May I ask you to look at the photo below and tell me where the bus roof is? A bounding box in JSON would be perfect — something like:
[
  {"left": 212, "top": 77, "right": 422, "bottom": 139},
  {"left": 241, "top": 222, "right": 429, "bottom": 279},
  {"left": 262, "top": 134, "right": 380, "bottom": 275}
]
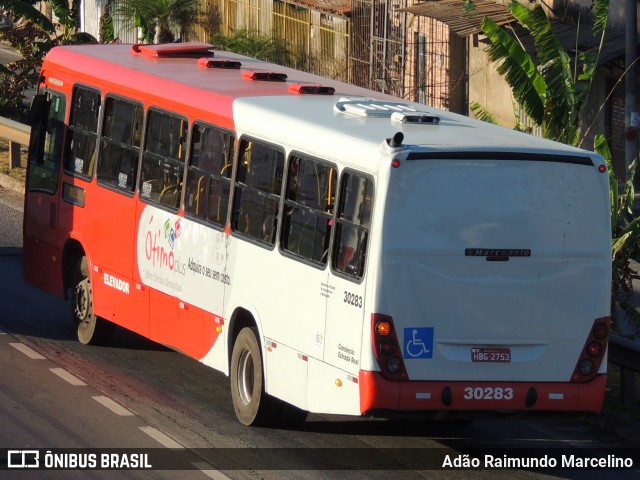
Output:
[{"left": 43, "top": 43, "right": 596, "bottom": 172}]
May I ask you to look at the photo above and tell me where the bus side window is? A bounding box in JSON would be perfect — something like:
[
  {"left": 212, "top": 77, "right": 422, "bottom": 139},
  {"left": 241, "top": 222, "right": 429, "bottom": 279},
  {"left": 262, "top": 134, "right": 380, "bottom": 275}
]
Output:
[
  {"left": 139, "top": 109, "right": 187, "bottom": 210},
  {"left": 281, "top": 155, "right": 336, "bottom": 265},
  {"left": 27, "top": 92, "right": 66, "bottom": 193},
  {"left": 64, "top": 86, "right": 101, "bottom": 180},
  {"left": 332, "top": 172, "right": 374, "bottom": 279},
  {"left": 96, "top": 96, "right": 143, "bottom": 193},
  {"left": 184, "top": 122, "right": 234, "bottom": 227},
  {"left": 231, "top": 138, "right": 284, "bottom": 245}
]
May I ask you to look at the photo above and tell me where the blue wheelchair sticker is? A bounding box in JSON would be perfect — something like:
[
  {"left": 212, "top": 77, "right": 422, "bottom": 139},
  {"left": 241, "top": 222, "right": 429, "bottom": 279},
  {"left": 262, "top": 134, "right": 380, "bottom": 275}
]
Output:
[{"left": 403, "top": 327, "right": 434, "bottom": 359}]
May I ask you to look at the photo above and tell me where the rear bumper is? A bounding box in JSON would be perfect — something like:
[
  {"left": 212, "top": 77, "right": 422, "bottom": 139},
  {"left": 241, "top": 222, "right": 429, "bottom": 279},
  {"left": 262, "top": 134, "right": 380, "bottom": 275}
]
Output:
[{"left": 359, "top": 371, "right": 606, "bottom": 413}]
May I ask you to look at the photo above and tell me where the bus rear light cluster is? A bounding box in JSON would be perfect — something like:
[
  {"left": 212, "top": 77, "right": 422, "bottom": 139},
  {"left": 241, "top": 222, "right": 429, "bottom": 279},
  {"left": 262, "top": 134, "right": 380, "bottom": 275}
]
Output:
[
  {"left": 371, "top": 313, "right": 408, "bottom": 381},
  {"left": 571, "top": 317, "right": 610, "bottom": 382}
]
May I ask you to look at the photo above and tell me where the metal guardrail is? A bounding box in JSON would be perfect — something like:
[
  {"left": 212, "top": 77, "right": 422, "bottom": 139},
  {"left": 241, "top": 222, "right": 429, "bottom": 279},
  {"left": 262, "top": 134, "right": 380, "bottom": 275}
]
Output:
[
  {"left": 0, "top": 116, "right": 30, "bottom": 169},
  {"left": 609, "top": 334, "right": 640, "bottom": 406}
]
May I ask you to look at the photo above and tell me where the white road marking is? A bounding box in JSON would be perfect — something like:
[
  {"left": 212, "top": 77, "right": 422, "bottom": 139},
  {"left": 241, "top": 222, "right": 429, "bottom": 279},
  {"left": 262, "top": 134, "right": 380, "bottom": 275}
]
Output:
[
  {"left": 192, "top": 462, "right": 232, "bottom": 480},
  {"left": 139, "top": 426, "right": 184, "bottom": 449},
  {"left": 92, "top": 395, "right": 134, "bottom": 416},
  {"left": 10, "top": 342, "right": 45, "bottom": 359},
  {"left": 50, "top": 367, "right": 87, "bottom": 386}
]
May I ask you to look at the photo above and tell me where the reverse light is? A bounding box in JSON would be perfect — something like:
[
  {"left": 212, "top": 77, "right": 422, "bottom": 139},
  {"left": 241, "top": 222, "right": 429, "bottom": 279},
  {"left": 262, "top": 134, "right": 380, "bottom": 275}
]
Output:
[
  {"left": 578, "top": 359, "right": 595, "bottom": 376},
  {"left": 387, "top": 357, "right": 402, "bottom": 374}
]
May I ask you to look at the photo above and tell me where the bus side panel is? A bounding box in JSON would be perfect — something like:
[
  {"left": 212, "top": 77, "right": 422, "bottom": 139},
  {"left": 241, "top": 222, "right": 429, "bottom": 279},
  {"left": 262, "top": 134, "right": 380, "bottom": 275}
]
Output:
[
  {"left": 264, "top": 338, "right": 308, "bottom": 410},
  {"left": 307, "top": 356, "right": 360, "bottom": 415},
  {"left": 81, "top": 183, "right": 141, "bottom": 330},
  {"left": 23, "top": 236, "right": 64, "bottom": 298},
  {"left": 91, "top": 265, "right": 149, "bottom": 338}
]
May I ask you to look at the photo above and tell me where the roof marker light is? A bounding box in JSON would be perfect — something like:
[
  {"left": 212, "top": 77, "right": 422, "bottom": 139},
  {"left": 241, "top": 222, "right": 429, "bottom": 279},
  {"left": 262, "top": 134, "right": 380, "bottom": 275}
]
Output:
[
  {"left": 598, "top": 164, "right": 607, "bottom": 173},
  {"left": 289, "top": 83, "right": 335, "bottom": 95},
  {"left": 242, "top": 70, "right": 288, "bottom": 82},
  {"left": 198, "top": 57, "right": 241, "bottom": 69},
  {"left": 131, "top": 42, "right": 214, "bottom": 58}
]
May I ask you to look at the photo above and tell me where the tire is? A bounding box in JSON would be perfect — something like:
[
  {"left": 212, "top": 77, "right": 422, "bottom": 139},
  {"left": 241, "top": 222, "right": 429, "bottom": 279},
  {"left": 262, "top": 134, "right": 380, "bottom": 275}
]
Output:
[
  {"left": 71, "top": 257, "right": 114, "bottom": 346},
  {"left": 230, "top": 327, "right": 279, "bottom": 426}
]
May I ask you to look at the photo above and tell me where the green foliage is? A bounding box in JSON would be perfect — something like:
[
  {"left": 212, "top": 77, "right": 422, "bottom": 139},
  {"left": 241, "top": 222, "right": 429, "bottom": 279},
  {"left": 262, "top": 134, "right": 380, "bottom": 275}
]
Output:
[
  {"left": 473, "top": 0, "right": 609, "bottom": 146},
  {"left": 111, "top": 0, "right": 200, "bottom": 43},
  {"left": 1, "top": 1, "right": 97, "bottom": 119},
  {"left": 469, "top": 101, "right": 500, "bottom": 125},
  {"left": 594, "top": 134, "right": 640, "bottom": 330},
  {"left": 212, "top": 30, "right": 293, "bottom": 67}
]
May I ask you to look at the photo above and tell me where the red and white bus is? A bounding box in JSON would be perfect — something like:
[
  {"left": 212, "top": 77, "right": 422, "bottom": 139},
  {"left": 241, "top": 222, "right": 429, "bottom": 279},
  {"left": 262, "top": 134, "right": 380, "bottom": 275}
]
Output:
[{"left": 24, "top": 42, "right": 611, "bottom": 426}]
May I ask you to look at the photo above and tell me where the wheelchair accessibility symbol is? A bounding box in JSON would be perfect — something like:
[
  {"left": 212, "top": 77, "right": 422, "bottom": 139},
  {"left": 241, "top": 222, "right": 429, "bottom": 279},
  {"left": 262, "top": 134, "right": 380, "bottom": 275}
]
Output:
[{"left": 404, "top": 327, "right": 434, "bottom": 359}]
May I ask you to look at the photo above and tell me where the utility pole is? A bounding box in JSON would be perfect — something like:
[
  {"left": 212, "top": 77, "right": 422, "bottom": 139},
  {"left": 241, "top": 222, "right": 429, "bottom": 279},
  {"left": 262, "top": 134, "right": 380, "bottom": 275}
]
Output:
[{"left": 625, "top": 0, "right": 638, "bottom": 181}]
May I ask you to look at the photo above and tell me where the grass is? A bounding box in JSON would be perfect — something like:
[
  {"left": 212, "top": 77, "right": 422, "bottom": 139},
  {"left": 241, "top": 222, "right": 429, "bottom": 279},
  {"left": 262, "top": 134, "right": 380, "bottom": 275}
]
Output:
[{"left": 0, "top": 138, "right": 27, "bottom": 183}]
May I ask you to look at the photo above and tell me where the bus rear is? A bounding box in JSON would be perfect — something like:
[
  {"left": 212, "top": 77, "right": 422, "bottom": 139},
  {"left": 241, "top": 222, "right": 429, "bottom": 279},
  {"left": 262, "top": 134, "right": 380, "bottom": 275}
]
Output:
[{"left": 361, "top": 148, "right": 611, "bottom": 414}]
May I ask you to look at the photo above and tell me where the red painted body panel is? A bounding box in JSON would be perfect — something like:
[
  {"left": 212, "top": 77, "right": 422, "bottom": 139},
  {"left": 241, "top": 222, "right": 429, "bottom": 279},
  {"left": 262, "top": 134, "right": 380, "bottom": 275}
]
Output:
[{"left": 359, "top": 371, "right": 606, "bottom": 413}]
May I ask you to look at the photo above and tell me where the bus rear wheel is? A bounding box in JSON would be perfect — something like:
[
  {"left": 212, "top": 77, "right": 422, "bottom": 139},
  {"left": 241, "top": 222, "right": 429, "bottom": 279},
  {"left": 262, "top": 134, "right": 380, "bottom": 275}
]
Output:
[
  {"left": 72, "top": 257, "right": 114, "bottom": 346},
  {"left": 230, "top": 327, "right": 280, "bottom": 426}
]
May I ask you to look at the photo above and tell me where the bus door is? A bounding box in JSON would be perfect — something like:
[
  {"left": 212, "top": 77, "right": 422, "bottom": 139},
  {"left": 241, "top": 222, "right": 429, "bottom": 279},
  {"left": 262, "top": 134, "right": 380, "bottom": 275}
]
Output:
[
  {"left": 317, "top": 171, "right": 374, "bottom": 413},
  {"left": 23, "top": 92, "right": 66, "bottom": 297}
]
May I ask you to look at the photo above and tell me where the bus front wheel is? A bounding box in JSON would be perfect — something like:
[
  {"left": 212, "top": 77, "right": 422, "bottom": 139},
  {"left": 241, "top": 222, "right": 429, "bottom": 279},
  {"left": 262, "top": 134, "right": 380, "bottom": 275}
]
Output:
[
  {"left": 71, "top": 257, "right": 114, "bottom": 346},
  {"left": 230, "top": 327, "right": 277, "bottom": 426}
]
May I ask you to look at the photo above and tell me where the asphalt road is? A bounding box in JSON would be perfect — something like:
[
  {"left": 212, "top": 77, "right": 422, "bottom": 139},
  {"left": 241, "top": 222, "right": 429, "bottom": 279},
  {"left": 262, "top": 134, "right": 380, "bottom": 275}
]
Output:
[{"left": 0, "top": 187, "right": 639, "bottom": 479}]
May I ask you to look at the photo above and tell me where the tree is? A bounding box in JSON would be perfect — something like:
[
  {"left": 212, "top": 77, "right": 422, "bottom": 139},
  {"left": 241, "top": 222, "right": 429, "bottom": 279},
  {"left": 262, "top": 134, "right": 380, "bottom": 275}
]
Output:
[
  {"left": 211, "top": 30, "right": 294, "bottom": 67},
  {"left": 111, "top": 0, "right": 200, "bottom": 43},
  {"left": 595, "top": 134, "right": 640, "bottom": 335},
  {"left": 468, "top": 0, "right": 610, "bottom": 147},
  {"left": 0, "top": 0, "right": 96, "bottom": 119}
]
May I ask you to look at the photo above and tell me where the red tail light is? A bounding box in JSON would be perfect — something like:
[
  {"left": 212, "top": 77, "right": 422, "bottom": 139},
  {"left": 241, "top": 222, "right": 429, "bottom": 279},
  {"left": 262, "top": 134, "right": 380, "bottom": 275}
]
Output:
[
  {"left": 571, "top": 317, "right": 609, "bottom": 382},
  {"left": 371, "top": 313, "right": 408, "bottom": 381}
]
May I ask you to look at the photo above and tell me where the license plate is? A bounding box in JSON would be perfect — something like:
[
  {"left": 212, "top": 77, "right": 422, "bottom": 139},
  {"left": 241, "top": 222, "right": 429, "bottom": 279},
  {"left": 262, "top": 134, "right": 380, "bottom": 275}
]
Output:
[{"left": 471, "top": 347, "right": 511, "bottom": 363}]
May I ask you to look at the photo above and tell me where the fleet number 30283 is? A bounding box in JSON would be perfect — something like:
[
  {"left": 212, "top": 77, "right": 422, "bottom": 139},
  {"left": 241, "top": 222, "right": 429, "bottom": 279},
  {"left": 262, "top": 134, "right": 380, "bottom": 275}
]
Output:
[{"left": 463, "top": 386, "right": 514, "bottom": 400}]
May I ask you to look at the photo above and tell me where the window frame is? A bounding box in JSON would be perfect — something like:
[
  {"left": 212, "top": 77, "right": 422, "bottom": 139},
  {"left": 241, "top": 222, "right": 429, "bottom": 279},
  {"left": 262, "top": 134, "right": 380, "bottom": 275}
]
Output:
[
  {"left": 230, "top": 135, "right": 285, "bottom": 248},
  {"left": 96, "top": 94, "right": 144, "bottom": 196},
  {"left": 26, "top": 91, "right": 66, "bottom": 194},
  {"left": 330, "top": 168, "right": 375, "bottom": 282},
  {"left": 63, "top": 84, "right": 102, "bottom": 181},
  {"left": 138, "top": 107, "right": 189, "bottom": 212},
  {"left": 279, "top": 152, "right": 337, "bottom": 268},
  {"left": 184, "top": 120, "right": 236, "bottom": 230}
]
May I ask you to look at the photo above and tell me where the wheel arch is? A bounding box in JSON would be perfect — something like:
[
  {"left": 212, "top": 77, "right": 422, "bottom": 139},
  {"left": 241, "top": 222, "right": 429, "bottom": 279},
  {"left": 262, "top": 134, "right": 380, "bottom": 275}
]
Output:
[
  {"left": 227, "top": 305, "right": 264, "bottom": 372},
  {"left": 62, "top": 238, "right": 87, "bottom": 300}
]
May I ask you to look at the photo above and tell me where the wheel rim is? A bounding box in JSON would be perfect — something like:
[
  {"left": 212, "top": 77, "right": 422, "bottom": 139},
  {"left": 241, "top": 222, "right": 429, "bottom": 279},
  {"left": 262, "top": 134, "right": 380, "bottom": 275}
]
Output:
[
  {"left": 74, "top": 279, "right": 91, "bottom": 326},
  {"left": 237, "top": 349, "right": 254, "bottom": 406}
]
